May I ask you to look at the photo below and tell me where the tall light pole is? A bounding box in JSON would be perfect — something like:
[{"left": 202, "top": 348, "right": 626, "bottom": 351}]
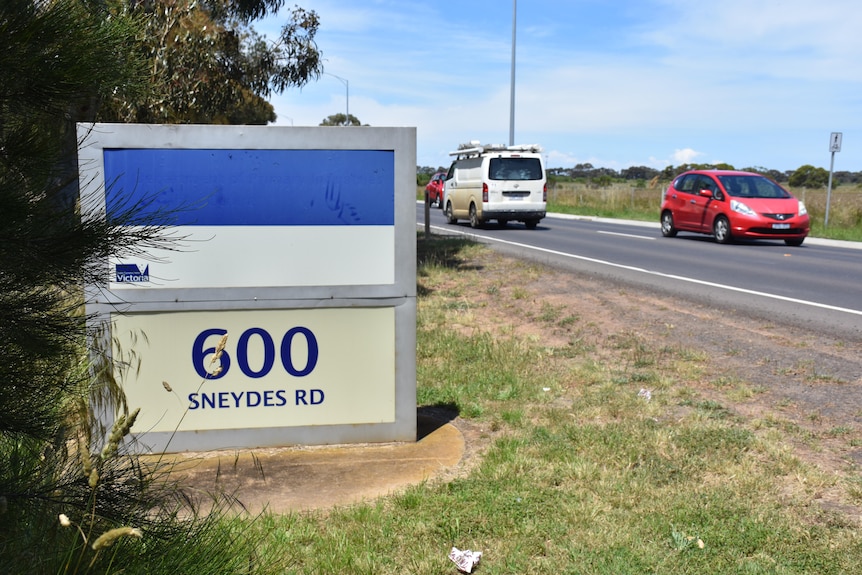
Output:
[
  {"left": 325, "top": 73, "right": 349, "bottom": 125},
  {"left": 509, "top": 0, "right": 517, "bottom": 146}
]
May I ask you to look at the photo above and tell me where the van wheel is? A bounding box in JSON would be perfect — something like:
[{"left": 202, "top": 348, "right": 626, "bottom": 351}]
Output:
[
  {"left": 444, "top": 201, "right": 457, "bottom": 224},
  {"left": 437, "top": 195, "right": 445, "bottom": 209},
  {"left": 497, "top": 219, "right": 508, "bottom": 227},
  {"left": 469, "top": 204, "right": 481, "bottom": 228},
  {"left": 525, "top": 219, "right": 538, "bottom": 229}
]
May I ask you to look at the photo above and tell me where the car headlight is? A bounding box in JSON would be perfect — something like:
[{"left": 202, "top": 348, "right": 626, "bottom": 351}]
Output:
[
  {"left": 730, "top": 199, "right": 756, "bottom": 216},
  {"left": 798, "top": 201, "right": 808, "bottom": 216}
]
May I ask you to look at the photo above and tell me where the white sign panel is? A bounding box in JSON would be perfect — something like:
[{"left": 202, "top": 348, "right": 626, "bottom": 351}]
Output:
[{"left": 830, "top": 132, "right": 843, "bottom": 153}]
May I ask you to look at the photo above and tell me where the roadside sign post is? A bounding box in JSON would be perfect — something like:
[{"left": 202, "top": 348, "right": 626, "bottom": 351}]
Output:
[
  {"left": 826, "top": 132, "right": 842, "bottom": 227},
  {"left": 424, "top": 185, "right": 431, "bottom": 237},
  {"left": 78, "top": 123, "right": 417, "bottom": 453}
]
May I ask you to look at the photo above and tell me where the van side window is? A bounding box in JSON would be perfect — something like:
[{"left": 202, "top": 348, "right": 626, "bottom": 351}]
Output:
[
  {"left": 489, "top": 158, "right": 543, "bottom": 181},
  {"left": 445, "top": 163, "right": 456, "bottom": 180}
]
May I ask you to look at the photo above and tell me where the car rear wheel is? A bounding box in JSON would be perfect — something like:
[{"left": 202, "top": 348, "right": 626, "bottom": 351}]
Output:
[
  {"left": 713, "top": 215, "right": 732, "bottom": 244},
  {"left": 469, "top": 203, "right": 481, "bottom": 228},
  {"left": 445, "top": 201, "right": 457, "bottom": 224},
  {"left": 525, "top": 219, "right": 539, "bottom": 229},
  {"left": 660, "top": 211, "right": 677, "bottom": 237},
  {"left": 784, "top": 237, "right": 805, "bottom": 246}
]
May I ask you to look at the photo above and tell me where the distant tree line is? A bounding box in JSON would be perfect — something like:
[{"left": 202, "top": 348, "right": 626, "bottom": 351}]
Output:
[
  {"left": 418, "top": 163, "right": 862, "bottom": 189},
  {"left": 320, "top": 113, "right": 364, "bottom": 126}
]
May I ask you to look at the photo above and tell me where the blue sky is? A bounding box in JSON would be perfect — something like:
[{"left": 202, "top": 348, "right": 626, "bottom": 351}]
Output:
[{"left": 259, "top": 0, "right": 862, "bottom": 173}]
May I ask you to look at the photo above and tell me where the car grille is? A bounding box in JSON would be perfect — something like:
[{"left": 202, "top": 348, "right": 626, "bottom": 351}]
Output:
[
  {"left": 750, "top": 227, "right": 806, "bottom": 235},
  {"left": 762, "top": 213, "right": 795, "bottom": 221}
]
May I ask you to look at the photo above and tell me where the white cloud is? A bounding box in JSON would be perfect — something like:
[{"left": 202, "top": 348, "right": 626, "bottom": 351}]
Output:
[
  {"left": 672, "top": 148, "right": 704, "bottom": 164},
  {"left": 648, "top": 156, "right": 672, "bottom": 169}
]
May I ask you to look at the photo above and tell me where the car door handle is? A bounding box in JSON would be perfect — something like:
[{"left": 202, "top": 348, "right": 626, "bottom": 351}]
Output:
[{"left": 690, "top": 199, "right": 697, "bottom": 204}]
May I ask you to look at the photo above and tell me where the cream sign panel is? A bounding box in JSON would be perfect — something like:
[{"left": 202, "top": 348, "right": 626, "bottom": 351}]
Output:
[{"left": 112, "top": 307, "right": 396, "bottom": 434}]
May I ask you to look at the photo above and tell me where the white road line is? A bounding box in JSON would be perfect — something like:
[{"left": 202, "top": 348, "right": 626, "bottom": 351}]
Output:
[
  {"left": 424, "top": 224, "right": 862, "bottom": 317},
  {"left": 597, "top": 231, "right": 655, "bottom": 240}
]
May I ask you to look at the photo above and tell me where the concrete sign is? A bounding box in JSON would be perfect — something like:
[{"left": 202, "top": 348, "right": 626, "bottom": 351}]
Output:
[{"left": 78, "top": 123, "right": 416, "bottom": 453}]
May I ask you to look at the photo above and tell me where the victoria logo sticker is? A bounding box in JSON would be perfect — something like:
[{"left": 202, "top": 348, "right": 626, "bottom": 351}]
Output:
[{"left": 115, "top": 263, "right": 150, "bottom": 283}]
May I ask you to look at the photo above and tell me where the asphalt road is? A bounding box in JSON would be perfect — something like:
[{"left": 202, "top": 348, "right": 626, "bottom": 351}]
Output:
[{"left": 417, "top": 202, "right": 862, "bottom": 341}]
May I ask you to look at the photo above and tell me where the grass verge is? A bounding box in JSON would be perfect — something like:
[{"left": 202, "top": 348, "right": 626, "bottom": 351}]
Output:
[{"left": 247, "top": 234, "right": 862, "bottom": 574}]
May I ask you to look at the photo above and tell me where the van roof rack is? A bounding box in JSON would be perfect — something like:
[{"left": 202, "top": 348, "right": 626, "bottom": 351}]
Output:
[{"left": 449, "top": 143, "right": 542, "bottom": 158}]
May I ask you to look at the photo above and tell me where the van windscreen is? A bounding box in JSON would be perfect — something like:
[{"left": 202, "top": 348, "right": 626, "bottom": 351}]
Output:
[{"left": 489, "top": 157, "right": 543, "bottom": 181}]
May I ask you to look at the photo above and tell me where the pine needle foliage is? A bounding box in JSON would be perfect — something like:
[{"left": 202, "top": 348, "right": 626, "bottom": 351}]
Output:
[{"left": 0, "top": 4, "right": 279, "bottom": 574}]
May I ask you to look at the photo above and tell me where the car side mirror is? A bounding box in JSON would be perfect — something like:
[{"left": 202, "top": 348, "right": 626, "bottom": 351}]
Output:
[{"left": 698, "top": 189, "right": 714, "bottom": 198}]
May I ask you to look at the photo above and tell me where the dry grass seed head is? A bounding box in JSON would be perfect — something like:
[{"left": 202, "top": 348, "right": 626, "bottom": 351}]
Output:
[{"left": 91, "top": 526, "right": 143, "bottom": 550}]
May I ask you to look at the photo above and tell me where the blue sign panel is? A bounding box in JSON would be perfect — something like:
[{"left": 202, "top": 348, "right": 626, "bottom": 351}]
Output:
[
  {"left": 115, "top": 263, "right": 149, "bottom": 283},
  {"left": 103, "top": 149, "right": 395, "bottom": 226}
]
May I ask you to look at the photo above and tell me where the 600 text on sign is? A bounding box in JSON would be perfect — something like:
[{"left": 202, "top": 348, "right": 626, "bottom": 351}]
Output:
[{"left": 192, "top": 327, "right": 319, "bottom": 380}]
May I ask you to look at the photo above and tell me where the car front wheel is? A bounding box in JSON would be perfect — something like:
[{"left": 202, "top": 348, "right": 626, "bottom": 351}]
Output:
[
  {"left": 660, "top": 211, "right": 677, "bottom": 237},
  {"left": 784, "top": 237, "right": 805, "bottom": 246},
  {"left": 713, "top": 215, "right": 732, "bottom": 244}
]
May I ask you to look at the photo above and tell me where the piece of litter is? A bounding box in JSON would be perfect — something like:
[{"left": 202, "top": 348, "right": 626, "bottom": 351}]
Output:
[
  {"left": 449, "top": 546, "right": 482, "bottom": 573},
  {"left": 542, "top": 387, "right": 551, "bottom": 392},
  {"left": 638, "top": 388, "right": 652, "bottom": 401}
]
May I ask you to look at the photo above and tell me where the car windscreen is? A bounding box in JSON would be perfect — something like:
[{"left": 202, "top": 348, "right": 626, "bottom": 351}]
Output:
[
  {"left": 489, "top": 157, "right": 543, "bottom": 181},
  {"left": 717, "top": 175, "right": 792, "bottom": 199}
]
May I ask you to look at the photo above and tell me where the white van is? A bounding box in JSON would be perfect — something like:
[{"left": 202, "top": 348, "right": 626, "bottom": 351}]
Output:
[{"left": 443, "top": 143, "right": 547, "bottom": 229}]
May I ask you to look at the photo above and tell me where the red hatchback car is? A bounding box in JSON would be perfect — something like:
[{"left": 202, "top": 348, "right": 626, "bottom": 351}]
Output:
[
  {"left": 660, "top": 170, "right": 810, "bottom": 246},
  {"left": 425, "top": 171, "right": 447, "bottom": 208}
]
